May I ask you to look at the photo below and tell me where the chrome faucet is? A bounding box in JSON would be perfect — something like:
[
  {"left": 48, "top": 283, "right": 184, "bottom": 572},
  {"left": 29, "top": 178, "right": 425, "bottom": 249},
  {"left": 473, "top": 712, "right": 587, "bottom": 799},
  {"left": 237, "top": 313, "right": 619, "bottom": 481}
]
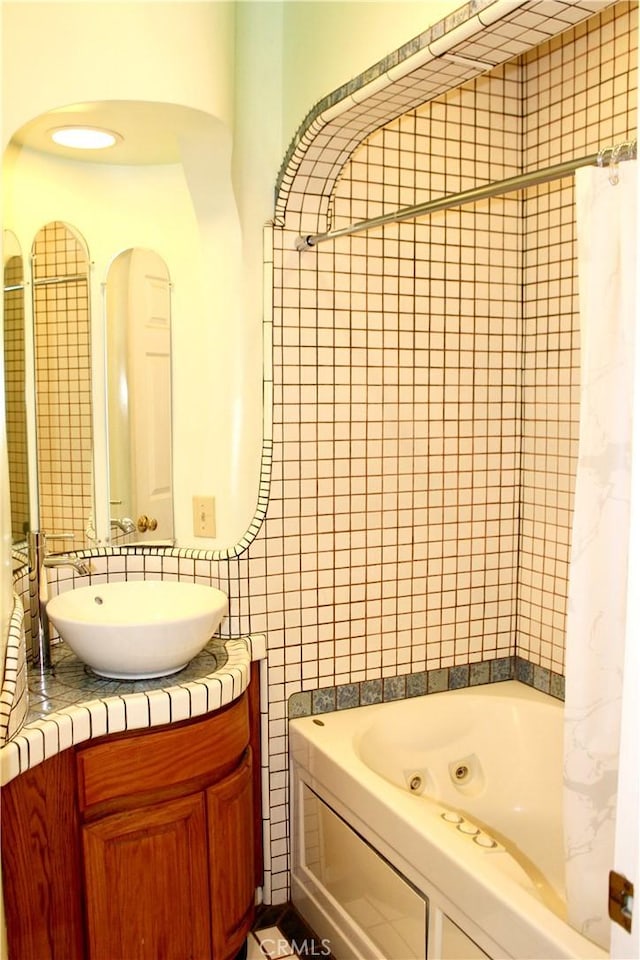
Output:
[
  {"left": 110, "top": 516, "right": 136, "bottom": 535},
  {"left": 44, "top": 554, "right": 93, "bottom": 575},
  {"left": 27, "top": 530, "right": 92, "bottom": 670}
]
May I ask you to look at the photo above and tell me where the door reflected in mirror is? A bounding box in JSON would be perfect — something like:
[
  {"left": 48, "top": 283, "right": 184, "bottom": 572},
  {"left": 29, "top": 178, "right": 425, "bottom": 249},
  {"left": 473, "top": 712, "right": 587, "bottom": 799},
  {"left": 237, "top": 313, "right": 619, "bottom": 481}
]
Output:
[
  {"left": 106, "top": 248, "right": 174, "bottom": 544},
  {"left": 3, "top": 230, "right": 29, "bottom": 545}
]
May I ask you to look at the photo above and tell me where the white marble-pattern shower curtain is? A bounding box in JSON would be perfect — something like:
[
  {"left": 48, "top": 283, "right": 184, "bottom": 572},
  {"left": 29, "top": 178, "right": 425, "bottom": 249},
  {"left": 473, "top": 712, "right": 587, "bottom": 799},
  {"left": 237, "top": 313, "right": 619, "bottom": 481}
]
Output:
[{"left": 564, "top": 160, "right": 637, "bottom": 951}]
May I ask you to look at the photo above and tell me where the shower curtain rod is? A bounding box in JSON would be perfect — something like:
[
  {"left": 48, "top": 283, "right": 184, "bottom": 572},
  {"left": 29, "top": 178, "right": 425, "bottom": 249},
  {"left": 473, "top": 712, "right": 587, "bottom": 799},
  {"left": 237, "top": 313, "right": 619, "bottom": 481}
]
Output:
[{"left": 295, "top": 140, "right": 637, "bottom": 250}]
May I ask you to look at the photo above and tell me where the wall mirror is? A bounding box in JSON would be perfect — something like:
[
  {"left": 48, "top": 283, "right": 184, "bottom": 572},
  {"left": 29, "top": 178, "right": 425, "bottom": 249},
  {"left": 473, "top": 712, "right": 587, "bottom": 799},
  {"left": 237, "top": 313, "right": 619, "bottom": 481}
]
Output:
[
  {"left": 106, "top": 248, "right": 174, "bottom": 544},
  {"left": 3, "top": 99, "right": 259, "bottom": 552},
  {"left": 3, "top": 229, "right": 29, "bottom": 546}
]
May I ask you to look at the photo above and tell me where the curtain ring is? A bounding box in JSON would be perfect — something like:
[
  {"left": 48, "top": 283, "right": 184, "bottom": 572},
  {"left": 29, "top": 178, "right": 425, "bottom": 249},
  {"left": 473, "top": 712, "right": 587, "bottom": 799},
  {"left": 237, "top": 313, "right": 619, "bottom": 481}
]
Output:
[
  {"left": 596, "top": 145, "right": 610, "bottom": 167},
  {"left": 608, "top": 143, "right": 622, "bottom": 186},
  {"left": 621, "top": 139, "right": 637, "bottom": 162}
]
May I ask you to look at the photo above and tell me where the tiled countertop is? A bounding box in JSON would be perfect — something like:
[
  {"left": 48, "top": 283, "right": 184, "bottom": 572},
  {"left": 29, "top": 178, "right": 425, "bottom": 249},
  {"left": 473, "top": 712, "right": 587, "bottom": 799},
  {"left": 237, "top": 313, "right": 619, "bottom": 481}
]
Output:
[{"left": 1, "top": 633, "right": 266, "bottom": 786}]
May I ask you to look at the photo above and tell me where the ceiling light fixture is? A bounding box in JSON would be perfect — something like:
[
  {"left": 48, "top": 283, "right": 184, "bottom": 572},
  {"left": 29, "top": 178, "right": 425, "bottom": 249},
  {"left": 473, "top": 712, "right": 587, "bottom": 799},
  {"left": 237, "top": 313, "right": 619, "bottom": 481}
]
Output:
[{"left": 50, "top": 126, "right": 121, "bottom": 150}]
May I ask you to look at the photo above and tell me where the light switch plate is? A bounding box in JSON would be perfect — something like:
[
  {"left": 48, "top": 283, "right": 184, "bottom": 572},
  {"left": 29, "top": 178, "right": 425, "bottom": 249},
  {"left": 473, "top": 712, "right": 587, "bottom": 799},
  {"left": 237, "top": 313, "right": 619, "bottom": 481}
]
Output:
[{"left": 193, "top": 496, "right": 216, "bottom": 537}]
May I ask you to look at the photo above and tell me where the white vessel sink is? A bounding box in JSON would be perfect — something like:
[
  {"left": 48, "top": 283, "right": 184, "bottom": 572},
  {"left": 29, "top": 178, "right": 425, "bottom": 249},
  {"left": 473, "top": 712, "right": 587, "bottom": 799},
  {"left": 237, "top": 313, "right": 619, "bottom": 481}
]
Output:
[{"left": 46, "top": 580, "right": 228, "bottom": 680}]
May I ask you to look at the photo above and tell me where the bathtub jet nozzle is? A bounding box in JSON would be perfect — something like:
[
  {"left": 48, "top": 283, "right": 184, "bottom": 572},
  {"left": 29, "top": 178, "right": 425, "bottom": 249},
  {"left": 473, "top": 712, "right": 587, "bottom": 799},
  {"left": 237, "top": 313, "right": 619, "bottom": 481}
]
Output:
[{"left": 448, "top": 754, "right": 485, "bottom": 797}]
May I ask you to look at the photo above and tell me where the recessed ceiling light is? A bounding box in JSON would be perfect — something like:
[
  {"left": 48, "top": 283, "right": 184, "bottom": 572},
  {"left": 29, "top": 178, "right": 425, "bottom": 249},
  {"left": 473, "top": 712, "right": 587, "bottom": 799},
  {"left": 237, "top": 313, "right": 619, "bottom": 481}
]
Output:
[{"left": 50, "top": 126, "right": 121, "bottom": 150}]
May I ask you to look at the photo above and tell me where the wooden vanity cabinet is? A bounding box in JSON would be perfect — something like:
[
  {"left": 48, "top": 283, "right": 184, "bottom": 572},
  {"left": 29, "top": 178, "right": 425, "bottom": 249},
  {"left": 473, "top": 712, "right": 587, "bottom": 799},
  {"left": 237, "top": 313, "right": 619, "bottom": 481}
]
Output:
[{"left": 2, "top": 673, "right": 262, "bottom": 960}]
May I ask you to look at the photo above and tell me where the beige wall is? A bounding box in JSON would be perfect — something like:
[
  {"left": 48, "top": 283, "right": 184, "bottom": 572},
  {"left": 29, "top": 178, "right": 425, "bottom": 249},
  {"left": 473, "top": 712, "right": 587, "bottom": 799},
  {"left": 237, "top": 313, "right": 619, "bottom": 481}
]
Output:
[{"left": 1, "top": 2, "right": 236, "bottom": 143}]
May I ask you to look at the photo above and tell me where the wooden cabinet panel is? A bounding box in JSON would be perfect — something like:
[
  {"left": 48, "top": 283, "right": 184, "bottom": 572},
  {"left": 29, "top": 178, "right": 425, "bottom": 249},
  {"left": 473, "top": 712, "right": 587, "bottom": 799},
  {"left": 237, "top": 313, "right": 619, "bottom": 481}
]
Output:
[
  {"left": 1, "top": 749, "right": 85, "bottom": 960},
  {"left": 83, "top": 793, "right": 212, "bottom": 960},
  {"left": 208, "top": 751, "right": 255, "bottom": 959},
  {"left": 77, "top": 694, "right": 249, "bottom": 810},
  {"left": 3, "top": 685, "right": 261, "bottom": 960}
]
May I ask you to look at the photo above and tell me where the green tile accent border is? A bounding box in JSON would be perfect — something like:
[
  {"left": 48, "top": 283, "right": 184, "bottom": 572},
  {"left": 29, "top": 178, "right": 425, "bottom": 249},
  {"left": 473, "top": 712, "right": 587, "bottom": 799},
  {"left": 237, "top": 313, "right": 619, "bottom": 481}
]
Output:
[{"left": 287, "top": 656, "right": 564, "bottom": 718}]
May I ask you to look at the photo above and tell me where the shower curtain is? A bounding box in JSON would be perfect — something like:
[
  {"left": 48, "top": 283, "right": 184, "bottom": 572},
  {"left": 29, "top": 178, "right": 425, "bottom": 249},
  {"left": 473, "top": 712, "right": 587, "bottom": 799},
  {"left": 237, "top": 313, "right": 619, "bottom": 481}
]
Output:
[{"left": 564, "top": 159, "right": 637, "bottom": 951}]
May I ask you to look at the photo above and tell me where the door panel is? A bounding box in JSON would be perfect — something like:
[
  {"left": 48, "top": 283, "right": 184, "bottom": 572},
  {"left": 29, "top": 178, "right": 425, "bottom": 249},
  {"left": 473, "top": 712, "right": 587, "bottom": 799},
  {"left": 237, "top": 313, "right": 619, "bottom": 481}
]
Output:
[{"left": 127, "top": 248, "right": 173, "bottom": 539}]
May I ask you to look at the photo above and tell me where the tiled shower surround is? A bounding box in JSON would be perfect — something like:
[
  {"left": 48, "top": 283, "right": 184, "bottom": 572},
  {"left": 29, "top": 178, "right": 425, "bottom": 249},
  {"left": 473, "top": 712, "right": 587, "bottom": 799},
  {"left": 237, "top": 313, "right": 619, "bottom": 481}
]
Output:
[{"left": 13, "top": 1, "right": 637, "bottom": 905}]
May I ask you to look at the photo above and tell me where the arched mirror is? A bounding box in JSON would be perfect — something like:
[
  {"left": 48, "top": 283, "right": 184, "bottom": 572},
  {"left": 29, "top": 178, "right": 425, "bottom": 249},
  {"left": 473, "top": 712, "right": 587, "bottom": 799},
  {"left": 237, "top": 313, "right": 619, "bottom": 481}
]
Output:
[
  {"left": 3, "top": 229, "right": 29, "bottom": 545},
  {"left": 106, "top": 248, "right": 174, "bottom": 544},
  {"left": 31, "top": 221, "right": 95, "bottom": 552}
]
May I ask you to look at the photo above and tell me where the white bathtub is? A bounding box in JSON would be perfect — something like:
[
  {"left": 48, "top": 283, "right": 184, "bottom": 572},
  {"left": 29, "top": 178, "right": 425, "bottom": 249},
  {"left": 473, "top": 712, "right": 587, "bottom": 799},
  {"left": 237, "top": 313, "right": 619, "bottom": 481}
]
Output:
[{"left": 289, "top": 680, "right": 607, "bottom": 960}]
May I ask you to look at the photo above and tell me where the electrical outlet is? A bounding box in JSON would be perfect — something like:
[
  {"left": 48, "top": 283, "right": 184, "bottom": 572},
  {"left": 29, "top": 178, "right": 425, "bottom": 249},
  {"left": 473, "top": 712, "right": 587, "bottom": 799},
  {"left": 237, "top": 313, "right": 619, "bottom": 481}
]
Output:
[{"left": 193, "top": 496, "right": 216, "bottom": 537}]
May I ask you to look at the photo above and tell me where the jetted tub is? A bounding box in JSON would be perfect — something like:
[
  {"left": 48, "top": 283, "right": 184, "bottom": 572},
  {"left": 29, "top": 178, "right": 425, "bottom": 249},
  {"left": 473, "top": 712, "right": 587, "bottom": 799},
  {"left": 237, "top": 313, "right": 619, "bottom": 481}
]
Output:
[{"left": 290, "top": 680, "right": 607, "bottom": 960}]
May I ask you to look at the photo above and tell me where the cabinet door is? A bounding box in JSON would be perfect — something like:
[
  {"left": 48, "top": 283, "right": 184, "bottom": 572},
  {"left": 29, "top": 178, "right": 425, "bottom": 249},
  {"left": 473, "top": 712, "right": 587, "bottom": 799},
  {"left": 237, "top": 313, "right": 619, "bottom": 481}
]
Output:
[
  {"left": 207, "top": 750, "right": 255, "bottom": 959},
  {"left": 83, "top": 793, "right": 211, "bottom": 960}
]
